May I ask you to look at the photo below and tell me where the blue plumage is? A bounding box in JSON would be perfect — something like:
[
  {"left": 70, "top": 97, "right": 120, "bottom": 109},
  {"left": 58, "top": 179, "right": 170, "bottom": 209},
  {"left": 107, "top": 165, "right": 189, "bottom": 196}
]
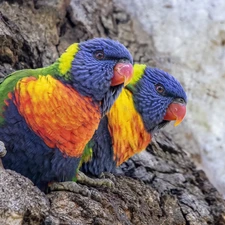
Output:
[
  {"left": 81, "top": 116, "right": 116, "bottom": 176},
  {"left": 81, "top": 66, "right": 187, "bottom": 176},
  {"left": 1, "top": 98, "right": 79, "bottom": 191},
  {"left": 72, "top": 38, "right": 133, "bottom": 115},
  {"left": 0, "top": 38, "right": 133, "bottom": 192},
  {"left": 133, "top": 67, "right": 187, "bottom": 132}
]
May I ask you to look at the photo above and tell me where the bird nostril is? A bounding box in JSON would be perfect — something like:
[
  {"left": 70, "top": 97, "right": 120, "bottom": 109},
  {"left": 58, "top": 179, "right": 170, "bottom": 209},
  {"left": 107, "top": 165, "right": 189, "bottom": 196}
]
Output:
[
  {"left": 174, "top": 98, "right": 186, "bottom": 104},
  {"left": 118, "top": 58, "right": 130, "bottom": 64},
  {"left": 176, "top": 98, "right": 185, "bottom": 104}
]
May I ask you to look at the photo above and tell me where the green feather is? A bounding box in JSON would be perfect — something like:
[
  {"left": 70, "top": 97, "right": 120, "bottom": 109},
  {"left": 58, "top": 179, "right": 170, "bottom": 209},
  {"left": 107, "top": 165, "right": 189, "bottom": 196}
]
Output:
[
  {"left": 0, "top": 63, "right": 59, "bottom": 125},
  {"left": 0, "top": 43, "right": 80, "bottom": 125},
  {"left": 79, "top": 141, "right": 93, "bottom": 167}
]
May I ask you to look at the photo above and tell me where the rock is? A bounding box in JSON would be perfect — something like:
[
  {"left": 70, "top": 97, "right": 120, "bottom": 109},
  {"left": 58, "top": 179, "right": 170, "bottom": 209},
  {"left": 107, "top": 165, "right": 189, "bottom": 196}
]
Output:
[
  {"left": 0, "top": 1, "right": 60, "bottom": 72},
  {"left": 1, "top": 133, "right": 225, "bottom": 224},
  {"left": 35, "top": 0, "right": 71, "bottom": 26},
  {"left": 117, "top": 132, "right": 225, "bottom": 224},
  {"left": 0, "top": 141, "right": 6, "bottom": 158},
  {"left": 0, "top": 169, "right": 49, "bottom": 225}
]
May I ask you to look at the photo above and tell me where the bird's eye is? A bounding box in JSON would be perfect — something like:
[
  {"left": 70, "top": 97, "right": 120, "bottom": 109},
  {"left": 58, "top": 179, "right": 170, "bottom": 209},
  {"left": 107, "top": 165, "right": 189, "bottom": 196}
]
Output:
[
  {"left": 155, "top": 84, "right": 165, "bottom": 94},
  {"left": 94, "top": 50, "right": 105, "bottom": 60}
]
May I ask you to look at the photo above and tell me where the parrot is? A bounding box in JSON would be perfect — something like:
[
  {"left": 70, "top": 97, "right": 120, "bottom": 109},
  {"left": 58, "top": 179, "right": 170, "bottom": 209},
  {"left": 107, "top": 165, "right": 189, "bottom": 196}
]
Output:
[
  {"left": 0, "top": 38, "right": 133, "bottom": 192},
  {"left": 80, "top": 64, "right": 187, "bottom": 177}
]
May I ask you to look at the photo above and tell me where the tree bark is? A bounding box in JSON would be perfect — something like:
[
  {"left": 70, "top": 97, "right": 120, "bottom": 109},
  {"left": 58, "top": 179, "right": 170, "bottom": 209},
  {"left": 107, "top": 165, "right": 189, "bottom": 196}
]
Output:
[{"left": 0, "top": 1, "right": 225, "bottom": 224}]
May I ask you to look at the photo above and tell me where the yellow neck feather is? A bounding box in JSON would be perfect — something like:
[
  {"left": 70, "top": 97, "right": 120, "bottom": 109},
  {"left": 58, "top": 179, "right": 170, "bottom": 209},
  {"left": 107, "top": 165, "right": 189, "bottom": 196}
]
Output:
[
  {"left": 107, "top": 88, "right": 151, "bottom": 166},
  {"left": 58, "top": 43, "right": 79, "bottom": 78},
  {"left": 128, "top": 64, "right": 146, "bottom": 86}
]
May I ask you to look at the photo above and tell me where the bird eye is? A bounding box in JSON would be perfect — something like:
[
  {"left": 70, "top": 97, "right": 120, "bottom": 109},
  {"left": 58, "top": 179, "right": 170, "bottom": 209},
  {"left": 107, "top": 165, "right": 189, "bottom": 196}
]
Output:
[
  {"left": 155, "top": 84, "right": 165, "bottom": 94},
  {"left": 94, "top": 50, "right": 105, "bottom": 60}
]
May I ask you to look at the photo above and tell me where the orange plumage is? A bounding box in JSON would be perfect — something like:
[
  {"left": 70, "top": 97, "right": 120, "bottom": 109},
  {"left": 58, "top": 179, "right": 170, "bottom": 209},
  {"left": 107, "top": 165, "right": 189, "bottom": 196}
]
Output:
[{"left": 12, "top": 75, "right": 101, "bottom": 157}]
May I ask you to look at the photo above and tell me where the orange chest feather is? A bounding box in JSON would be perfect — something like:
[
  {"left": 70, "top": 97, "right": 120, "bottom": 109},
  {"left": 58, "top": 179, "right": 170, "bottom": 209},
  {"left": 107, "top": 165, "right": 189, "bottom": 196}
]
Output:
[
  {"left": 107, "top": 89, "right": 151, "bottom": 166},
  {"left": 12, "top": 75, "right": 101, "bottom": 157}
]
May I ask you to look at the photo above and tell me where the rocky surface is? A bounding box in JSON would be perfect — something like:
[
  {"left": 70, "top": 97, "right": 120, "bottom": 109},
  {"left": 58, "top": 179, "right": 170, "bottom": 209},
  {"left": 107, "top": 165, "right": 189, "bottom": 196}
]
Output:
[
  {"left": 0, "top": 168, "right": 49, "bottom": 225},
  {"left": 0, "top": 0, "right": 225, "bottom": 224},
  {"left": 1, "top": 133, "right": 225, "bottom": 225}
]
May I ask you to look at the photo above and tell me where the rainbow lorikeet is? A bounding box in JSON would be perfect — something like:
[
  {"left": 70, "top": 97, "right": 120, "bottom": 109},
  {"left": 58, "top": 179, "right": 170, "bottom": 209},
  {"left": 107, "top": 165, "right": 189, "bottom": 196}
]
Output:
[
  {"left": 0, "top": 38, "right": 133, "bottom": 192},
  {"left": 81, "top": 64, "right": 187, "bottom": 176}
]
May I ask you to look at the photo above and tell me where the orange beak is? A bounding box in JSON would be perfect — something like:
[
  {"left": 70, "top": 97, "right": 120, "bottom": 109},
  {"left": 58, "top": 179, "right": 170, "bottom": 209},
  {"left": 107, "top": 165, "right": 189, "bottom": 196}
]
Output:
[
  {"left": 111, "top": 62, "right": 133, "bottom": 86},
  {"left": 163, "top": 102, "right": 186, "bottom": 126}
]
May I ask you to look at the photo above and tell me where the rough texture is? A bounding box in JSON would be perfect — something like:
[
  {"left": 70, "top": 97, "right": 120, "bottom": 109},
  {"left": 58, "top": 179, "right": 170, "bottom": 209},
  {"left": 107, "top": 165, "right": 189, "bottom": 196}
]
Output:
[
  {"left": 45, "top": 133, "right": 225, "bottom": 225},
  {"left": 0, "top": 134, "right": 225, "bottom": 225},
  {"left": 114, "top": 0, "right": 225, "bottom": 195},
  {"left": 117, "top": 133, "right": 225, "bottom": 225},
  {"left": 0, "top": 168, "right": 49, "bottom": 225},
  {"left": 0, "top": 0, "right": 225, "bottom": 224}
]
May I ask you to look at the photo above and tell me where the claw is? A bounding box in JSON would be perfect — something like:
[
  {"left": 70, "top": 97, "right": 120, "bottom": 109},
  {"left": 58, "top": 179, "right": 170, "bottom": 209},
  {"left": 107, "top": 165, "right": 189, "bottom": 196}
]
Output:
[
  {"left": 77, "top": 171, "right": 115, "bottom": 189},
  {"left": 99, "top": 172, "right": 116, "bottom": 183},
  {"left": 48, "top": 181, "right": 91, "bottom": 196}
]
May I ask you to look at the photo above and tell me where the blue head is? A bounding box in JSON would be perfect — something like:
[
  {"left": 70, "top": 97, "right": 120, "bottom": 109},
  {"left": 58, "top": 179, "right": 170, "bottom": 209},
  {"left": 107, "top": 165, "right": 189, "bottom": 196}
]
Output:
[
  {"left": 128, "top": 65, "right": 187, "bottom": 133},
  {"left": 71, "top": 38, "right": 133, "bottom": 115}
]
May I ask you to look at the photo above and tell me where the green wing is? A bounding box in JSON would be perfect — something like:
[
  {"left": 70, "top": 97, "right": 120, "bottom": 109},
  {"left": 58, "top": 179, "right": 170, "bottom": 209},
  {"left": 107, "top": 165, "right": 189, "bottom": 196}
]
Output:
[
  {"left": 0, "top": 63, "right": 59, "bottom": 125},
  {"left": 0, "top": 42, "right": 80, "bottom": 120}
]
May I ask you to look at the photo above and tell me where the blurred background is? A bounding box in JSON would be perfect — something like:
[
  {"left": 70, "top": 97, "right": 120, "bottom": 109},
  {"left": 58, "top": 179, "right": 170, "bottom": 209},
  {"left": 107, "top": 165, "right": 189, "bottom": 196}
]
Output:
[
  {"left": 0, "top": 0, "right": 225, "bottom": 195},
  {"left": 117, "top": 0, "right": 225, "bottom": 195}
]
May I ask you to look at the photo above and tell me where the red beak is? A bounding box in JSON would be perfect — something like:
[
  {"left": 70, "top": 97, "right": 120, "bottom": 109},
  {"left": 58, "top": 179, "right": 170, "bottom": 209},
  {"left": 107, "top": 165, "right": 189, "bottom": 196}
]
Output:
[
  {"left": 163, "top": 101, "right": 186, "bottom": 126},
  {"left": 111, "top": 62, "right": 133, "bottom": 86}
]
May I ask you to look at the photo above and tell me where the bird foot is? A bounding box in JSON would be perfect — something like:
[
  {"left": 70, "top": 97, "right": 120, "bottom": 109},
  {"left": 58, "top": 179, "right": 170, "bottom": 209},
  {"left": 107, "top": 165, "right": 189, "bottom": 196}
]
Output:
[
  {"left": 99, "top": 172, "right": 116, "bottom": 182},
  {"left": 0, "top": 141, "right": 6, "bottom": 158},
  {"left": 48, "top": 181, "right": 91, "bottom": 196},
  {"left": 77, "top": 171, "right": 115, "bottom": 189}
]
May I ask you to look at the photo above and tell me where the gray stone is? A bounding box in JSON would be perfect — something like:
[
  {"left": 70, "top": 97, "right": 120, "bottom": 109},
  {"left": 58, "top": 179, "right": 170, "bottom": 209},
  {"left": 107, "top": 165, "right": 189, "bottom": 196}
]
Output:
[{"left": 0, "top": 169, "right": 49, "bottom": 225}]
